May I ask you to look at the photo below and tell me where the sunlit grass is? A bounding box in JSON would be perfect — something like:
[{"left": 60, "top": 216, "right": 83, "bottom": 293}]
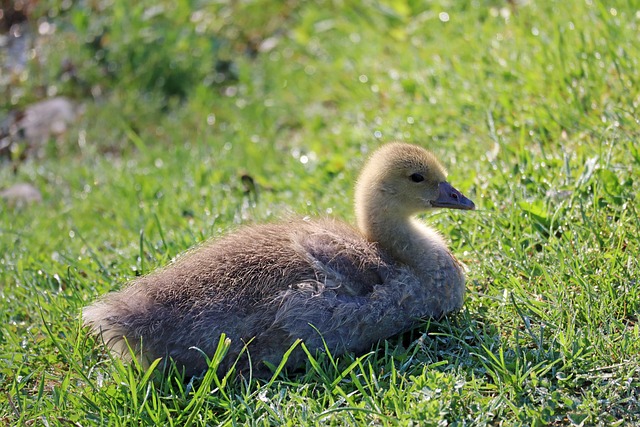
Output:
[{"left": 1, "top": 0, "right": 639, "bottom": 425}]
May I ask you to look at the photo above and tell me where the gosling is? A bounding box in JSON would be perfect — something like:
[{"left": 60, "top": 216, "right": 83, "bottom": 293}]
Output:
[{"left": 83, "top": 142, "right": 475, "bottom": 377}]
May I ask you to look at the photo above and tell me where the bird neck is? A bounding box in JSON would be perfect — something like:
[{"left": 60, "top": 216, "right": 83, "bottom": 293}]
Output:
[{"left": 356, "top": 202, "right": 448, "bottom": 270}]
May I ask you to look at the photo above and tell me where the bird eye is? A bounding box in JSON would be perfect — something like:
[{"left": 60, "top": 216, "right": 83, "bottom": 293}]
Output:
[{"left": 409, "top": 173, "right": 425, "bottom": 183}]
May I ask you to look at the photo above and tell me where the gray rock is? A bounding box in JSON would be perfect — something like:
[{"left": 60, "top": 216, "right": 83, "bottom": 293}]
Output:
[{"left": 0, "top": 182, "right": 42, "bottom": 206}]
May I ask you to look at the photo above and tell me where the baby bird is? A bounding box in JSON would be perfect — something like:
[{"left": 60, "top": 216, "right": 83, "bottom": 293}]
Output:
[{"left": 83, "top": 142, "right": 475, "bottom": 377}]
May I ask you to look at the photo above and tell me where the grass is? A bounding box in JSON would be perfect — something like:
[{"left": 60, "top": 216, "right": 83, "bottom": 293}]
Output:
[{"left": 1, "top": 0, "right": 639, "bottom": 425}]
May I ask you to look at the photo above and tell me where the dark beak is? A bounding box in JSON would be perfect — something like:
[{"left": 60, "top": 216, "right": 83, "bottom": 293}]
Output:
[{"left": 432, "top": 182, "right": 475, "bottom": 210}]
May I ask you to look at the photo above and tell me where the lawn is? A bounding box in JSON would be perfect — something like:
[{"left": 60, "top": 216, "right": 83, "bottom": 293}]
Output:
[{"left": 1, "top": 0, "right": 639, "bottom": 425}]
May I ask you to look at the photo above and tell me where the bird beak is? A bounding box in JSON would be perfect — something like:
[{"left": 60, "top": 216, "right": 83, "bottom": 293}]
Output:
[{"left": 432, "top": 182, "right": 475, "bottom": 210}]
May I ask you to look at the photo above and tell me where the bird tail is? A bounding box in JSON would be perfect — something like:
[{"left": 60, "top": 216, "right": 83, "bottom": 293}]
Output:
[{"left": 82, "top": 299, "right": 143, "bottom": 364}]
